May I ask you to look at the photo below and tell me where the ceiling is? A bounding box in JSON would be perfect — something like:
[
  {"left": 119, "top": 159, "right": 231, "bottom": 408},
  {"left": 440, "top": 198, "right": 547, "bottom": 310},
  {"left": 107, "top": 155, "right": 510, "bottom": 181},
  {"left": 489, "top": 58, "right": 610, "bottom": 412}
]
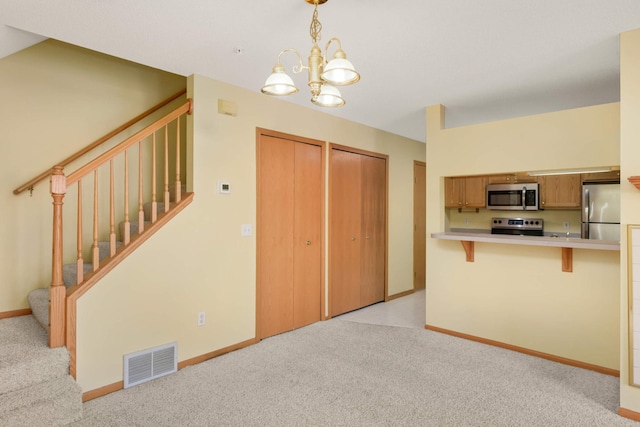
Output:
[{"left": 2, "top": 0, "right": 640, "bottom": 143}]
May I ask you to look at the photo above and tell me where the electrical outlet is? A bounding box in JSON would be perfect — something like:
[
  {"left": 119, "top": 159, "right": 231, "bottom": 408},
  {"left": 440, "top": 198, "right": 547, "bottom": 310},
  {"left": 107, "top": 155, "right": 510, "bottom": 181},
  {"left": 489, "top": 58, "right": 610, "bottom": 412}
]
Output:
[
  {"left": 563, "top": 221, "right": 570, "bottom": 229},
  {"left": 197, "top": 312, "right": 206, "bottom": 326},
  {"left": 464, "top": 219, "right": 469, "bottom": 226},
  {"left": 241, "top": 224, "right": 252, "bottom": 236}
]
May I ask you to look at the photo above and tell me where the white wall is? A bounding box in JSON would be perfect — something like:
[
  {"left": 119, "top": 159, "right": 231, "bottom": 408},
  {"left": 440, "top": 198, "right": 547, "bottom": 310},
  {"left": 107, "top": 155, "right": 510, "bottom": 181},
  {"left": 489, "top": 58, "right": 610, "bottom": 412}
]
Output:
[{"left": 425, "top": 103, "right": 620, "bottom": 369}]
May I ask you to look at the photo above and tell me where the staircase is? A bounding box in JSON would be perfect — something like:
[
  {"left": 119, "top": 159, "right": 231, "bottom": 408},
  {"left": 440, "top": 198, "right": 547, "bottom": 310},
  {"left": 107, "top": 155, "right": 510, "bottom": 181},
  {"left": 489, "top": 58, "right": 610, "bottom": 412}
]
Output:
[
  {"left": 27, "top": 199, "right": 175, "bottom": 331},
  {"left": 0, "top": 315, "right": 82, "bottom": 425},
  {"left": 4, "top": 92, "right": 194, "bottom": 425}
]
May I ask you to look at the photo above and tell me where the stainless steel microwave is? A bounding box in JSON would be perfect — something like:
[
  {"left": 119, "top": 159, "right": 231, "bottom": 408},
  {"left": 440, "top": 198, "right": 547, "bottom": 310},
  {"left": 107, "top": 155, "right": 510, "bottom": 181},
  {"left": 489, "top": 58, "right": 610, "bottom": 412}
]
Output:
[{"left": 486, "top": 183, "right": 539, "bottom": 211}]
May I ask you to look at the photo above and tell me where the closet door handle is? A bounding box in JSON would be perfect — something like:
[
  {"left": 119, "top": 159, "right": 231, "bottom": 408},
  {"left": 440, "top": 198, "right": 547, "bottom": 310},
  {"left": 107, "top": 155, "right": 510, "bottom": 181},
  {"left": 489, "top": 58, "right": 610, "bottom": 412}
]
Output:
[
  {"left": 306, "top": 240, "right": 312, "bottom": 246},
  {"left": 351, "top": 236, "right": 357, "bottom": 241}
]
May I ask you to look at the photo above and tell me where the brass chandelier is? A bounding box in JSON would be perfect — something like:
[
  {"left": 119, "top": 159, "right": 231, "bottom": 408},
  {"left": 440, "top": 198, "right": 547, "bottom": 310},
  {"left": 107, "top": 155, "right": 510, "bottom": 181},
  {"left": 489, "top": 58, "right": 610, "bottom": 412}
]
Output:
[{"left": 261, "top": 0, "right": 360, "bottom": 108}]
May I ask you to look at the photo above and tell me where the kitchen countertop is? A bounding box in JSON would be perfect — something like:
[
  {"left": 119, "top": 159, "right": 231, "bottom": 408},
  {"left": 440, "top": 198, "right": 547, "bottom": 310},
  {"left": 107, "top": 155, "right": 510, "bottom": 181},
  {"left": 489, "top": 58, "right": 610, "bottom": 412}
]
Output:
[{"left": 431, "top": 229, "right": 620, "bottom": 251}]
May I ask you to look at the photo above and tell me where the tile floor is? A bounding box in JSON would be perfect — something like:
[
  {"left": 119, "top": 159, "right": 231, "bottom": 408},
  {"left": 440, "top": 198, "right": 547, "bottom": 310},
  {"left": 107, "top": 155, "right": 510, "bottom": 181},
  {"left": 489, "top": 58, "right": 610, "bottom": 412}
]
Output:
[{"left": 335, "top": 289, "right": 425, "bottom": 329}]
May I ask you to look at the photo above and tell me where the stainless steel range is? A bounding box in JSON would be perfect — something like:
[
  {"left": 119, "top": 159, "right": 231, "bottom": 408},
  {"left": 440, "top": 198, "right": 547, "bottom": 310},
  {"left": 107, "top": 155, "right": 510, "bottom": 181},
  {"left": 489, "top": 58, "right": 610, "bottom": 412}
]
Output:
[{"left": 491, "top": 217, "right": 544, "bottom": 236}]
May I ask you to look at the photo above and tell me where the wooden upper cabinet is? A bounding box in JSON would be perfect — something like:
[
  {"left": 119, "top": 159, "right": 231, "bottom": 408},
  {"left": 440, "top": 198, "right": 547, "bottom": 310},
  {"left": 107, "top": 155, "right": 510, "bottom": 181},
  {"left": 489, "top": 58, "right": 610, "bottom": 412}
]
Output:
[
  {"left": 486, "top": 174, "right": 515, "bottom": 184},
  {"left": 539, "top": 174, "right": 581, "bottom": 209},
  {"left": 445, "top": 176, "right": 486, "bottom": 208},
  {"left": 581, "top": 170, "right": 621, "bottom": 183},
  {"left": 444, "top": 177, "right": 464, "bottom": 208},
  {"left": 513, "top": 173, "right": 538, "bottom": 183},
  {"left": 486, "top": 173, "right": 537, "bottom": 184}
]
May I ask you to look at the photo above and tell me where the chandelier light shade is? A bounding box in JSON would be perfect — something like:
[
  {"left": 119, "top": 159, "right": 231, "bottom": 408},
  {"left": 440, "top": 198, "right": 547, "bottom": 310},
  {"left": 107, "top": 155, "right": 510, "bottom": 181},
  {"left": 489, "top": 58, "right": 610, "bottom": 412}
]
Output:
[
  {"left": 261, "top": 63, "right": 298, "bottom": 96},
  {"left": 312, "top": 84, "right": 344, "bottom": 108},
  {"left": 261, "top": 0, "right": 360, "bottom": 107},
  {"left": 321, "top": 39, "right": 360, "bottom": 86}
]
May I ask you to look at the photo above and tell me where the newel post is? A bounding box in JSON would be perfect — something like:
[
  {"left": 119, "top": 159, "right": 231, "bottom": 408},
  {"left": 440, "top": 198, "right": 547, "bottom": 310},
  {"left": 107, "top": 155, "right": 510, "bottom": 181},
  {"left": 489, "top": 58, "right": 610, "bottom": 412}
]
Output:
[{"left": 49, "top": 166, "right": 67, "bottom": 348}]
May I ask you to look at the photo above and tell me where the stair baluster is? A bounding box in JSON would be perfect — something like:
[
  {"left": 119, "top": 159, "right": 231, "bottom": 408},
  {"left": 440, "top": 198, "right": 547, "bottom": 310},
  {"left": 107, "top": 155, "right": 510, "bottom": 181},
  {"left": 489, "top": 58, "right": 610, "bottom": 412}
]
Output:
[{"left": 76, "top": 180, "right": 84, "bottom": 284}]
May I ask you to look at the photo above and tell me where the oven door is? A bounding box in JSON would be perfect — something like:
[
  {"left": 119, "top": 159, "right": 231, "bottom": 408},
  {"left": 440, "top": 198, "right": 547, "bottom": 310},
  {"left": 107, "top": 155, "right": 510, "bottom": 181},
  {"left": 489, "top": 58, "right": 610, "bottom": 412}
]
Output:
[{"left": 486, "top": 184, "right": 539, "bottom": 210}]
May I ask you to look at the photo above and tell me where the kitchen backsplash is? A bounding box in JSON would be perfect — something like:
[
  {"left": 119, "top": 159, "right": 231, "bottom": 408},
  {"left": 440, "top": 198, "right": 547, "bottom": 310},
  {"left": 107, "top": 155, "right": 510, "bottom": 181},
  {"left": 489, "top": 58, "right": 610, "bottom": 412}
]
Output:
[{"left": 447, "top": 208, "right": 582, "bottom": 234}]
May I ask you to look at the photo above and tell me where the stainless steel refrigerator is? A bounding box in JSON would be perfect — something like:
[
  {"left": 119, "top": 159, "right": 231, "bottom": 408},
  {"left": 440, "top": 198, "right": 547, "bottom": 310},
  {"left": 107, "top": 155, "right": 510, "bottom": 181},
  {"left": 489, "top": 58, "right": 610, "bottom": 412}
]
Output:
[{"left": 581, "top": 182, "right": 620, "bottom": 240}]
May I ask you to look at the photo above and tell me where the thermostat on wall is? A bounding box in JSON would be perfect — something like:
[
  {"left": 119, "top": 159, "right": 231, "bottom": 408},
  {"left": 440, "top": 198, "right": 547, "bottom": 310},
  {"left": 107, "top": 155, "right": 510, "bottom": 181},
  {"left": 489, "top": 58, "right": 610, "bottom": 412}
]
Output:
[{"left": 218, "top": 181, "right": 231, "bottom": 194}]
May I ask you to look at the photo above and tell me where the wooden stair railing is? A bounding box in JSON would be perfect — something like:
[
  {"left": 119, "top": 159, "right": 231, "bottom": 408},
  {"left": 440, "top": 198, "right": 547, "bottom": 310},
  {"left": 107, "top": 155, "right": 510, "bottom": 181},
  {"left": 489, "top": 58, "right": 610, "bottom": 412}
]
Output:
[
  {"left": 48, "top": 98, "right": 193, "bottom": 348},
  {"left": 14, "top": 89, "right": 187, "bottom": 196}
]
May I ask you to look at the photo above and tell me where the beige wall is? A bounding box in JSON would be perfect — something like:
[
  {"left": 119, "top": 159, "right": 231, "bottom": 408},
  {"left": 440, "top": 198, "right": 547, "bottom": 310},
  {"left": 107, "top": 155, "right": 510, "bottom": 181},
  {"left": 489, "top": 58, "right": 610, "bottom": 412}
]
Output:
[
  {"left": 75, "top": 75, "right": 425, "bottom": 391},
  {"left": 619, "top": 28, "right": 640, "bottom": 414},
  {"left": 425, "top": 103, "right": 621, "bottom": 369},
  {"left": 0, "top": 40, "right": 185, "bottom": 312}
]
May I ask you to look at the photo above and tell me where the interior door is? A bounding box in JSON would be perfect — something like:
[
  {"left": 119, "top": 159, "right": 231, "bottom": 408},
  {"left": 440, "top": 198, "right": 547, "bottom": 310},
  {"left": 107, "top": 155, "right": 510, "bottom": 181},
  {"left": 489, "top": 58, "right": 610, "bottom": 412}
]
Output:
[
  {"left": 257, "top": 131, "right": 323, "bottom": 339},
  {"left": 413, "top": 162, "right": 426, "bottom": 290},
  {"left": 292, "top": 142, "right": 322, "bottom": 329},
  {"left": 330, "top": 149, "right": 362, "bottom": 316},
  {"left": 360, "top": 155, "right": 386, "bottom": 307},
  {"left": 257, "top": 135, "right": 295, "bottom": 338}
]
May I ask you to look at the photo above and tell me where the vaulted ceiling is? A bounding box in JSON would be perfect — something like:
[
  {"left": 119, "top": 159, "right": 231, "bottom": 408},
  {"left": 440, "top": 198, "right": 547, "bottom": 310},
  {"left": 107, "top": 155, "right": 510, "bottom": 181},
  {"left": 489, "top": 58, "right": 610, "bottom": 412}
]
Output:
[{"left": 2, "top": 0, "right": 640, "bottom": 142}]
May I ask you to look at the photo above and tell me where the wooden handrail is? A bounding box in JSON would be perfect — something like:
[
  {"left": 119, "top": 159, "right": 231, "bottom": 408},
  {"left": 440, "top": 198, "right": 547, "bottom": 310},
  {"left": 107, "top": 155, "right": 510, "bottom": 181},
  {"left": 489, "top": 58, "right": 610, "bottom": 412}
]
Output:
[
  {"left": 13, "top": 89, "right": 187, "bottom": 195},
  {"left": 66, "top": 99, "right": 192, "bottom": 186}
]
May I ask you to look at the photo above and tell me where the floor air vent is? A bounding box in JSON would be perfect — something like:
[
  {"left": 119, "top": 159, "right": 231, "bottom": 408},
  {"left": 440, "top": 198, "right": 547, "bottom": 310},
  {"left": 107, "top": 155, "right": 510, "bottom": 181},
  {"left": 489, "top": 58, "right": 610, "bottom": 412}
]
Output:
[{"left": 124, "top": 342, "right": 177, "bottom": 388}]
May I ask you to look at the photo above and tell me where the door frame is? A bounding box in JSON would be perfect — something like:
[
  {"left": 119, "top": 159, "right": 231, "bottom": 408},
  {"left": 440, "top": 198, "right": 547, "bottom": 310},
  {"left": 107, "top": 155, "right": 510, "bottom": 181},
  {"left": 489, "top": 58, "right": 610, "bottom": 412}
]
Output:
[
  {"left": 256, "top": 128, "right": 326, "bottom": 339},
  {"left": 328, "top": 143, "right": 389, "bottom": 317},
  {"left": 413, "top": 161, "right": 426, "bottom": 291}
]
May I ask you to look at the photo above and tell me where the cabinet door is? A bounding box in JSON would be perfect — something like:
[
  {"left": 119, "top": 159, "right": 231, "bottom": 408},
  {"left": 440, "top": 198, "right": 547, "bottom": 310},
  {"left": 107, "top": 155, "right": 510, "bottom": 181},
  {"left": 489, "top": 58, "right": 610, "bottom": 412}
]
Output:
[
  {"left": 581, "top": 170, "right": 620, "bottom": 182},
  {"left": 444, "top": 177, "right": 464, "bottom": 208},
  {"left": 464, "top": 176, "right": 486, "bottom": 208},
  {"left": 539, "top": 174, "right": 581, "bottom": 209},
  {"left": 330, "top": 149, "right": 362, "bottom": 316},
  {"left": 513, "top": 173, "right": 537, "bottom": 183},
  {"left": 360, "top": 155, "right": 386, "bottom": 307},
  {"left": 485, "top": 174, "right": 515, "bottom": 184}
]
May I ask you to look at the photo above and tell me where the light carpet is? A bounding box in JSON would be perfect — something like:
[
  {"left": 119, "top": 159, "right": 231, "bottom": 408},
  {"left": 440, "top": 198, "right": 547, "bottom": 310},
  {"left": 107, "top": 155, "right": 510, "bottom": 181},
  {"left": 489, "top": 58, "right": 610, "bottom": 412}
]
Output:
[{"left": 72, "top": 320, "right": 637, "bottom": 426}]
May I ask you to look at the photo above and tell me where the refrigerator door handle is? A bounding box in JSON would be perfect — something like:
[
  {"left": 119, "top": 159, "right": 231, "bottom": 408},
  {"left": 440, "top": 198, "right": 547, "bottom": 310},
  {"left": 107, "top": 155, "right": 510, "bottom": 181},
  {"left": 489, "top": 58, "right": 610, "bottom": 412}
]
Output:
[
  {"left": 582, "top": 222, "right": 589, "bottom": 239},
  {"left": 582, "top": 188, "right": 590, "bottom": 222}
]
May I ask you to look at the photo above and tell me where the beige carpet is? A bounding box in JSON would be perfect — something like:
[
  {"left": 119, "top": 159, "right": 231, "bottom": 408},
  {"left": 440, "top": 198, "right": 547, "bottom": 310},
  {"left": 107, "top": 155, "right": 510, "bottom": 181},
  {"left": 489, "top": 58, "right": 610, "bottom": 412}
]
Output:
[{"left": 72, "top": 320, "right": 637, "bottom": 426}]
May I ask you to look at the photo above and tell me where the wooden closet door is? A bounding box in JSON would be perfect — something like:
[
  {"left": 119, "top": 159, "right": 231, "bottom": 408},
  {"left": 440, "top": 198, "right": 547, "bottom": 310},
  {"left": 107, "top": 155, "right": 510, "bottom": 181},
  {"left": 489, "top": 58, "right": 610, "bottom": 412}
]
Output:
[
  {"left": 292, "top": 142, "right": 322, "bottom": 329},
  {"left": 360, "top": 155, "right": 386, "bottom": 307},
  {"left": 330, "top": 149, "right": 362, "bottom": 316},
  {"left": 257, "top": 135, "right": 295, "bottom": 338}
]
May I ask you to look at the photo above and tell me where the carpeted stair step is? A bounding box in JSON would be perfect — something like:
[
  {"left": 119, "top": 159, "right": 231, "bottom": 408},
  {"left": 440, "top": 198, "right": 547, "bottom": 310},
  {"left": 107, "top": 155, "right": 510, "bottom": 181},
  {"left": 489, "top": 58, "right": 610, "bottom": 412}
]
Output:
[
  {"left": 119, "top": 220, "right": 151, "bottom": 240},
  {"left": 0, "top": 315, "right": 70, "bottom": 394},
  {"left": 27, "top": 288, "right": 50, "bottom": 333},
  {"left": 97, "top": 240, "right": 123, "bottom": 261},
  {"left": 143, "top": 201, "right": 171, "bottom": 221},
  {"left": 0, "top": 374, "right": 83, "bottom": 426},
  {"left": 63, "top": 263, "right": 93, "bottom": 288}
]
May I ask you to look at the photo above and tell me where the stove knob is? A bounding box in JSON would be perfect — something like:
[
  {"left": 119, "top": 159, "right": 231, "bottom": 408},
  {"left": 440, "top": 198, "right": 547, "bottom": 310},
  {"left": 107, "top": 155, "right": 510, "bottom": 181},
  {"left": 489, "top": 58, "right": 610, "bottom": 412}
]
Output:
[{"left": 525, "top": 221, "right": 529, "bottom": 225}]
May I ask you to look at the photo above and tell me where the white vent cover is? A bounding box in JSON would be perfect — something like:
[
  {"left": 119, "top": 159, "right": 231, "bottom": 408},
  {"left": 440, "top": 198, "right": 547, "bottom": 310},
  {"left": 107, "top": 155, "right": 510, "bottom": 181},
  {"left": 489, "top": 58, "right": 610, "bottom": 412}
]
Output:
[{"left": 124, "top": 342, "right": 177, "bottom": 388}]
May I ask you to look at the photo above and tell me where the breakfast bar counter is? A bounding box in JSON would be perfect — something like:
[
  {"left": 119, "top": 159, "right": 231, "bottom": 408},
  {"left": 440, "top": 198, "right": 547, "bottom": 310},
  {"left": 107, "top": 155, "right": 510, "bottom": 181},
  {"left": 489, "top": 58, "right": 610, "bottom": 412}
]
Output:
[{"left": 431, "top": 230, "right": 620, "bottom": 272}]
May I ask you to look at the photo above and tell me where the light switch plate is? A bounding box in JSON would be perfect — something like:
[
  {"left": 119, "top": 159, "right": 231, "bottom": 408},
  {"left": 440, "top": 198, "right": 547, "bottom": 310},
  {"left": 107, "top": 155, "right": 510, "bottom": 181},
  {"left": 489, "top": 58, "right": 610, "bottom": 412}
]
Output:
[{"left": 241, "top": 224, "right": 252, "bottom": 236}]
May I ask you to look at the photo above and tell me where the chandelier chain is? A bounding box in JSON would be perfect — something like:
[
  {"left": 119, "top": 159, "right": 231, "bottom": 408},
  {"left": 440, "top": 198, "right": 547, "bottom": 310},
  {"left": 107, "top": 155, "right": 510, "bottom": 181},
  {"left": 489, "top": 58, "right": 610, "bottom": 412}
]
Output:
[{"left": 309, "top": 4, "right": 322, "bottom": 45}]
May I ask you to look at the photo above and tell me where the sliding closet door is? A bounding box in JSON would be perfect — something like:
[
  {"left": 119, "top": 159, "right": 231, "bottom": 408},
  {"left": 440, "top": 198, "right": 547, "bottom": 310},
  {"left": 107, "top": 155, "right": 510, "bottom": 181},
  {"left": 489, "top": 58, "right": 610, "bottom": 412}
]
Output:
[
  {"left": 257, "top": 130, "right": 323, "bottom": 339},
  {"left": 360, "top": 155, "right": 386, "bottom": 307},
  {"left": 330, "top": 149, "right": 362, "bottom": 316}
]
